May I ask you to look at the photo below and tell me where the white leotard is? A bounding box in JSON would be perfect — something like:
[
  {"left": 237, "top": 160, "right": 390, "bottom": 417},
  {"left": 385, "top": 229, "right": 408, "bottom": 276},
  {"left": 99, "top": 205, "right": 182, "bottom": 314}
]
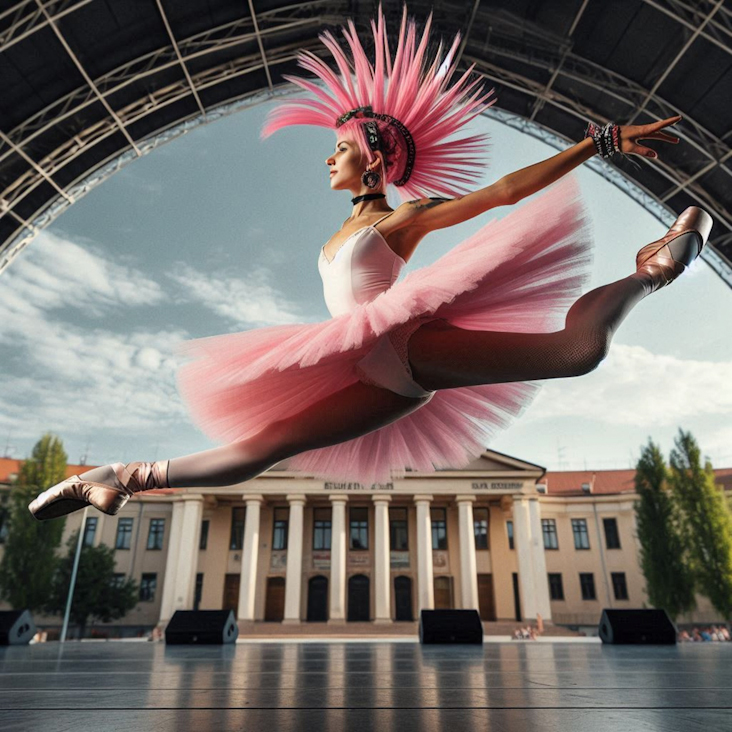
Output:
[
  {"left": 317, "top": 211, "right": 436, "bottom": 400},
  {"left": 318, "top": 211, "right": 405, "bottom": 317}
]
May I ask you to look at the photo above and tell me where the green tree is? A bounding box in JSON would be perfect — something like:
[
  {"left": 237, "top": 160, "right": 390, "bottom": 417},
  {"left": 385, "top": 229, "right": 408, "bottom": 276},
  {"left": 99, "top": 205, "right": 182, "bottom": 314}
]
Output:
[
  {"left": 43, "top": 529, "right": 139, "bottom": 638},
  {"left": 668, "top": 429, "right": 732, "bottom": 620},
  {"left": 633, "top": 438, "right": 696, "bottom": 620},
  {"left": 0, "top": 433, "right": 68, "bottom": 610}
]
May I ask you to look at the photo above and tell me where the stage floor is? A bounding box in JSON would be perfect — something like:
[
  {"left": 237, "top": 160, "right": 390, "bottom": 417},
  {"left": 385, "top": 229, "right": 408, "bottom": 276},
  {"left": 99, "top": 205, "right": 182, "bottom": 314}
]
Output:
[{"left": 1, "top": 640, "right": 730, "bottom": 731}]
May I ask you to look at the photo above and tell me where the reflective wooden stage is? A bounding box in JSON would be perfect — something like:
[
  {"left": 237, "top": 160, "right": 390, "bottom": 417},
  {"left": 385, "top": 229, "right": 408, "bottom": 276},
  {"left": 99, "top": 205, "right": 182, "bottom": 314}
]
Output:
[{"left": 1, "top": 640, "right": 730, "bottom": 731}]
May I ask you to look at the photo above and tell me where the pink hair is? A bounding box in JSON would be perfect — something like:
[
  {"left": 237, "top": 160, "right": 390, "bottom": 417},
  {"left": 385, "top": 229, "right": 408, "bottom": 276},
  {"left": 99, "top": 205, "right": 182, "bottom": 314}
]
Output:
[{"left": 260, "top": 2, "right": 497, "bottom": 200}]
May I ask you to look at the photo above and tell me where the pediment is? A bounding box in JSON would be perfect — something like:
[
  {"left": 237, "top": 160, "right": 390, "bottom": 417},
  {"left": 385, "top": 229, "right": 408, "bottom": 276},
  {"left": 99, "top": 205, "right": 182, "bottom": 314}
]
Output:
[{"left": 458, "top": 449, "right": 545, "bottom": 473}]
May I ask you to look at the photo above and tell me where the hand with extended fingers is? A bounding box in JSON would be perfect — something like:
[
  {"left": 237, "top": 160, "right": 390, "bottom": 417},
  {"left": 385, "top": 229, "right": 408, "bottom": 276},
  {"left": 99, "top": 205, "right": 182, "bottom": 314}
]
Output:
[{"left": 618, "top": 115, "right": 682, "bottom": 160}]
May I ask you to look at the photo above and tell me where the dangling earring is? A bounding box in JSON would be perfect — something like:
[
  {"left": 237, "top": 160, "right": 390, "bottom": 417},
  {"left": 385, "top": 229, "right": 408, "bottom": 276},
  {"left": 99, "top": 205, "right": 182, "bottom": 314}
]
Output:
[{"left": 362, "top": 169, "right": 381, "bottom": 189}]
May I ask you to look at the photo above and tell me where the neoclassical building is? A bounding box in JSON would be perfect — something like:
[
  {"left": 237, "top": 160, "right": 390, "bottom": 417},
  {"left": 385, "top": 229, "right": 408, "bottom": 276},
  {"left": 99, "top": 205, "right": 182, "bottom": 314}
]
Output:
[{"left": 1, "top": 452, "right": 729, "bottom": 635}]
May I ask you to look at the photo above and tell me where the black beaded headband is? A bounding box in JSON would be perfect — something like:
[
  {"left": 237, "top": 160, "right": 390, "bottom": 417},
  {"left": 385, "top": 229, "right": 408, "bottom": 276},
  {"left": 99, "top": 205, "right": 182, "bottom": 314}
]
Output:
[{"left": 335, "top": 105, "right": 415, "bottom": 187}]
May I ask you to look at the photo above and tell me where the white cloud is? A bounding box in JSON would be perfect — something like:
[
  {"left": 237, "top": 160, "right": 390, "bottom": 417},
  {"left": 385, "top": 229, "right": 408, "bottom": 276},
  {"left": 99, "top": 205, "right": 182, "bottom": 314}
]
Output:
[
  {"left": 0, "top": 321, "right": 190, "bottom": 440},
  {"left": 166, "top": 260, "right": 311, "bottom": 327},
  {"left": 0, "top": 229, "right": 166, "bottom": 328},
  {"left": 0, "top": 229, "right": 193, "bottom": 446},
  {"left": 526, "top": 343, "right": 732, "bottom": 425}
]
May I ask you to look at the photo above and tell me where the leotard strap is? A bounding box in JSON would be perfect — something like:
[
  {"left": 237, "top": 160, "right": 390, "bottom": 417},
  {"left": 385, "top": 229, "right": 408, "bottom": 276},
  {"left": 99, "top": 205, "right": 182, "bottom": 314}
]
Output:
[{"left": 372, "top": 210, "right": 397, "bottom": 228}]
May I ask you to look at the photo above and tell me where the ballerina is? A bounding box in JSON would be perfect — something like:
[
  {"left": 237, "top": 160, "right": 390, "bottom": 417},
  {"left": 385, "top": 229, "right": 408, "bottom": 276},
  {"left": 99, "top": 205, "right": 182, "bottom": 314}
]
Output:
[{"left": 29, "top": 3, "right": 711, "bottom": 520}]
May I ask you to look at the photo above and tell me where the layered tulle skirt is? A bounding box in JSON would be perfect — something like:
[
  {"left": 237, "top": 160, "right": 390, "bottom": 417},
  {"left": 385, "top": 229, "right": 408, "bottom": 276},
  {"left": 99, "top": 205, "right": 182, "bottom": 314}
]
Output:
[{"left": 174, "top": 176, "right": 593, "bottom": 484}]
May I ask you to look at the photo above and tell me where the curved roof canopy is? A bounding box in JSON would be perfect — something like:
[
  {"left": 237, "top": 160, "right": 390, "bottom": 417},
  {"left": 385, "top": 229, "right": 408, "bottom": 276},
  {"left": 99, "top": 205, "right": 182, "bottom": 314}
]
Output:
[{"left": 1, "top": 0, "right": 731, "bottom": 287}]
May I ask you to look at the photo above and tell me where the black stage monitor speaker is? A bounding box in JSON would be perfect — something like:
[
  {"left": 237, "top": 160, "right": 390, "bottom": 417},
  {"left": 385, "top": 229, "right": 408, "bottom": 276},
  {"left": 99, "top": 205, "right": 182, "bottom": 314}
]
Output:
[
  {"left": 165, "top": 610, "right": 239, "bottom": 645},
  {"left": 598, "top": 608, "right": 677, "bottom": 644},
  {"left": 0, "top": 609, "right": 36, "bottom": 645},
  {"left": 419, "top": 609, "right": 484, "bottom": 644}
]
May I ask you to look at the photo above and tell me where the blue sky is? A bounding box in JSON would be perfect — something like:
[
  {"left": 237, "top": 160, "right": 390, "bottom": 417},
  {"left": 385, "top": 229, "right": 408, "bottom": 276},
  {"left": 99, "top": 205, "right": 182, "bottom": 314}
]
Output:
[{"left": 1, "top": 101, "right": 730, "bottom": 473}]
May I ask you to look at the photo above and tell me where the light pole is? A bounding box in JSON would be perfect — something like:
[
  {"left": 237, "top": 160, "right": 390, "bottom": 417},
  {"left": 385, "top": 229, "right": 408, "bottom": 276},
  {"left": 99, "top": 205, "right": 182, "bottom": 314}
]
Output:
[{"left": 60, "top": 506, "right": 87, "bottom": 643}]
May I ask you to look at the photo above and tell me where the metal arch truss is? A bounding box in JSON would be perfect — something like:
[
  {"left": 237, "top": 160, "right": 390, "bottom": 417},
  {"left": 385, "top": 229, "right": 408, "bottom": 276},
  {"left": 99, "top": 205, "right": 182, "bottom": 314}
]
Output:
[
  {"left": 0, "top": 0, "right": 340, "bottom": 273},
  {"left": 0, "top": 0, "right": 730, "bottom": 288}
]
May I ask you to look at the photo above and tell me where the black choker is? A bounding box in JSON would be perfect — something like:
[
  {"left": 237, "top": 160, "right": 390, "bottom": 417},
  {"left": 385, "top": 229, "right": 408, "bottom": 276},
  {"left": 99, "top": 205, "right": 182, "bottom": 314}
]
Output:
[{"left": 351, "top": 193, "right": 386, "bottom": 205}]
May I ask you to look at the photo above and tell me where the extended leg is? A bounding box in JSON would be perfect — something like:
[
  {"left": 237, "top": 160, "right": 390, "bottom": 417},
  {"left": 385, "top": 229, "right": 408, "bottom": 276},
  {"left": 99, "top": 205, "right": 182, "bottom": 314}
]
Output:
[
  {"left": 408, "top": 272, "right": 649, "bottom": 390},
  {"left": 166, "top": 379, "right": 427, "bottom": 488},
  {"left": 409, "top": 209, "right": 711, "bottom": 391},
  {"left": 31, "top": 379, "right": 428, "bottom": 518}
]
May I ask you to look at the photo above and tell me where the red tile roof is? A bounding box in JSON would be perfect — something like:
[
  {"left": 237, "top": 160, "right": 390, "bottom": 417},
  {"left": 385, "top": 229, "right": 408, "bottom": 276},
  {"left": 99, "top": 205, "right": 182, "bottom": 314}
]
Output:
[{"left": 541, "top": 467, "right": 732, "bottom": 496}]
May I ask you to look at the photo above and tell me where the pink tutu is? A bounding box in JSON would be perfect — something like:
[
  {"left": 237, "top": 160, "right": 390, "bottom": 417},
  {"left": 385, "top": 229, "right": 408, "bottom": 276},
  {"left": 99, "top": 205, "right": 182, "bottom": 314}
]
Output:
[{"left": 175, "top": 176, "right": 593, "bottom": 484}]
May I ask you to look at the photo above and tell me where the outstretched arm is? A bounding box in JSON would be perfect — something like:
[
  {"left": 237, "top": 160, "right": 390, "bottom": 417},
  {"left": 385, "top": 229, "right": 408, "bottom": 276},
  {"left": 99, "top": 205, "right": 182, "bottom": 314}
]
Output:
[
  {"left": 408, "top": 115, "right": 682, "bottom": 234},
  {"left": 503, "top": 114, "right": 680, "bottom": 202},
  {"left": 503, "top": 137, "right": 596, "bottom": 204}
]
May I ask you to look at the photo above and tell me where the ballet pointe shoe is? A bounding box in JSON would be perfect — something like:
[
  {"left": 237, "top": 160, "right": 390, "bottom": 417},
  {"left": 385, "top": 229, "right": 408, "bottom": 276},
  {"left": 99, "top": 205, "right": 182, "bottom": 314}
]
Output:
[
  {"left": 28, "top": 460, "right": 170, "bottom": 521},
  {"left": 635, "top": 206, "right": 713, "bottom": 294}
]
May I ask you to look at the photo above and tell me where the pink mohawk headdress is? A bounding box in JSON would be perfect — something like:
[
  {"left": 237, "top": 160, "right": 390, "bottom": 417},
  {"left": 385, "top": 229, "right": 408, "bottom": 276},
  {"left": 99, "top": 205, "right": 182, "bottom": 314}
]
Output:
[{"left": 260, "top": 2, "right": 498, "bottom": 200}]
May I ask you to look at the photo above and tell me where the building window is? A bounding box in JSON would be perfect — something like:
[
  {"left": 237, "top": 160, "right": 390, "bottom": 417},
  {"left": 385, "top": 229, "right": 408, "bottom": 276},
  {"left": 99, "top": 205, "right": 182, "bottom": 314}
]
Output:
[
  {"left": 199, "top": 520, "right": 209, "bottom": 550},
  {"left": 115, "top": 517, "right": 133, "bottom": 550},
  {"left": 147, "top": 519, "right": 165, "bottom": 550},
  {"left": 82, "top": 516, "right": 97, "bottom": 547},
  {"left": 389, "top": 507, "right": 408, "bottom": 551},
  {"left": 431, "top": 508, "right": 447, "bottom": 550},
  {"left": 112, "top": 573, "right": 126, "bottom": 588},
  {"left": 542, "top": 518, "right": 558, "bottom": 549},
  {"left": 473, "top": 507, "right": 489, "bottom": 550},
  {"left": 194, "top": 573, "right": 204, "bottom": 610},
  {"left": 230, "top": 507, "right": 245, "bottom": 550},
  {"left": 548, "top": 573, "right": 564, "bottom": 600},
  {"left": 350, "top": 507, "right": 369, "bottom": 550},
  {"left": 272, "top": 508, "right": 289, "bottom": 550},
  {"left": 611, "top": 572, "right": 629, "bottom": 600},
  {"left": 313, "top": 508, "right": 332, "bottom": 550},
  {"left": 603, "top": 517, "right": 621, "bottom": 549},
  {"left": 572, "top": 518, "right": 590, "bottom": 550},
  {"left": 507, "top": 520, "right": 514, "bottom": 550},
  {"left": 579, "top": 573, "right": 596, "bottom": 600},
  {"left": 139, "top": 573, "right": 157, "bottom": 602}
]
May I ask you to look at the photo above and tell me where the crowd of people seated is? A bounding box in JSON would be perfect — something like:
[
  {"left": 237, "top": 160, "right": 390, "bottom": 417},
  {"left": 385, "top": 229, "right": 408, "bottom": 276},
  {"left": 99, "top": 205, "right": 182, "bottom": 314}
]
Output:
[
  {"left": 512, "top": 626, "right": 540, "bottom": 640},
  {"left": 678, "top": 625, "right": 731, "bottom": 642}
]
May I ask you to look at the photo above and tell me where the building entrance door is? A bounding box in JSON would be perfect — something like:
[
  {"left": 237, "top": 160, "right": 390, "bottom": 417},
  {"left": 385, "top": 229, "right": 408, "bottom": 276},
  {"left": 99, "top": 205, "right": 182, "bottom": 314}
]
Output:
[
  {"left": 394, "top": 576, "right": 413, "bottom": 621},
  {"left": 477, "top": 574, "right": 496, "bottom": 620},
  {"left": 307, "top": 575, "right": 328, "bottom": 622},
  {"left": 264, "top": 577, "right": 285, "bottom": 621},
  {"left": 347, "top": 574, "right": 370, "bottom": 621},
  {"left": 512, "top": 572, "right": 522, "bottom": 622},
  {"left": 434, "top": 576, "right": 453, "bottom": 609},
  {"left": 222, "top": 574, "right": 239, "bottom": 617}
]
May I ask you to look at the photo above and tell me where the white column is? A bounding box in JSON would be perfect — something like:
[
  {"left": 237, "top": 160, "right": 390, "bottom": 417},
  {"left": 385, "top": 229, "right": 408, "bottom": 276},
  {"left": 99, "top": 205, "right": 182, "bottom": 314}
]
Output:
[
  {"left": 283, "top": 495, "right": 306, "bottom": 623},
  {"left": 159, "top": 500, "right": 185, "bottom": 626},
  {"left": 329, "top": 495, "right": 348, "bottom": 621},
  {"left": 528, "top": 497, "right": 553, "bottom": 622},
  {"left": 373, "top": 496, "right": 392, "bottom": 623},
  {"left": 512, "top": 496, "right": 538, "bottom": 620},
  {"left": 237, "top": 495, "right": 263, "bottom": 622},
  {"left": 457, "top": 496, "right": 479, "bottom": 610},
  {"left": 414, "top": 495, "right": 434, "bottom": 612},
  {"left": 170, "top": 495, "right": 204, "bottom": 614}
]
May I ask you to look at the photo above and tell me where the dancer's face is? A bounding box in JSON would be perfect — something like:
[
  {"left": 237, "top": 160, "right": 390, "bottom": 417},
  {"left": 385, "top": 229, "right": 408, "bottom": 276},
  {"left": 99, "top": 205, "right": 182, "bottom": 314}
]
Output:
[
  {"left": 326, "top": 136, "right": 383, "bottom": 195},
  {"left": 326, "top": 137, "right": 363, "bottom": 190}
]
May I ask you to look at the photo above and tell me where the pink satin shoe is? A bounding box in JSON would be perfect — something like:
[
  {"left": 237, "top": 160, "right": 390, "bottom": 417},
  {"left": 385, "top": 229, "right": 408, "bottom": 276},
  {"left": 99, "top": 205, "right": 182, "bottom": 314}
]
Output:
[
  {"left": 28, "top": 460, "right": 170, "bottom": 521},
  {"left": 635, "top": 206, "right": 713, "bottom": 294}
]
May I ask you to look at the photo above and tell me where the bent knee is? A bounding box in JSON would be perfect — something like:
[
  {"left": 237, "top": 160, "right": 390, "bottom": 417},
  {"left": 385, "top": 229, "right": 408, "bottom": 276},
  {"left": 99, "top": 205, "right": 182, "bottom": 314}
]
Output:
[{"left": 571, "top": 333, "right": 611, "bottom": 376}]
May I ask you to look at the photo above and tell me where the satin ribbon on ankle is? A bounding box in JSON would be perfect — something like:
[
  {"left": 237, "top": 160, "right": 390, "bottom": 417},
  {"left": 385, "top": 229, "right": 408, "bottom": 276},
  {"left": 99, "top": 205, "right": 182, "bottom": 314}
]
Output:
[{"left": 119, "top": 461, "right": 170, "bottom": 493}]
